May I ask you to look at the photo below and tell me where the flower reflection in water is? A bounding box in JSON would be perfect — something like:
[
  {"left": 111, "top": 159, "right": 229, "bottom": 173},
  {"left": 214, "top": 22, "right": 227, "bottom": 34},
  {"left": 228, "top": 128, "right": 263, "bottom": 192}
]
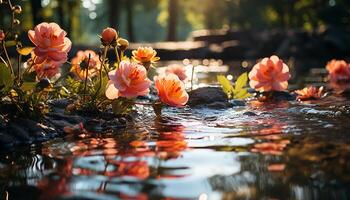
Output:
[{"left": 39, "top": 121, "right": 189, "bottom": 199}]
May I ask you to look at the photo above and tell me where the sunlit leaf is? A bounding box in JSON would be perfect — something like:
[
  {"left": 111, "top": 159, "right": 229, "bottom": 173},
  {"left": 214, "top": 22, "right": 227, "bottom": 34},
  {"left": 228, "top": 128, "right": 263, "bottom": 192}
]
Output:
[
  {"left": 233, "top": 87, "right": 252, "bottom": 99},
  {"left": 94, "top": 75, "right": 108, "bottom": 96},
  {"left": 0, "top": 63, "right": 14, "bottom": 93},
  {"left": 234, "top": 72, "right": 248, "bottom": 91},
  {"left": 231, "top": 72, "right": 251, "bottom": 99},
  {"left": 20, "top": 82, "right": 37, "bottom": 91},
  {"left": 5, "top": 41, "right": 16, "bottom": 47},
  {"left": 217, "top": 75, "right": 234, "bottom": 98},
  {"left": 17, "top": 47, "right": 34, "bottom": 56}
]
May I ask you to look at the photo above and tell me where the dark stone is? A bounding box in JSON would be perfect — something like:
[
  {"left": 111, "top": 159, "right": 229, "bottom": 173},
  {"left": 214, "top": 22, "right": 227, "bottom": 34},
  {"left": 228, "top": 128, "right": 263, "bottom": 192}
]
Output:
[
  {"left": 207, "top": 102, "right": 233, "bottom": 109},
  {"left": 243, "top": 111, "right": 258, "bottom": 116},
  {"left": 0, "top": 132, "right": 15, "bottom": 148},
  {"left": 271, "top": 91, "right": 296, "bottom": 101},
  {"left": 188, "top": 87, "right": 229, "bottom": 107},
  {"left": 231, "top": 100, "right": 246, "bottom": 106},
  {"left": 7, "top": 124, "right": 32, "bottom": 143},
  {"left": 204, "top": 116, "right": 218, "bottom": 121}
]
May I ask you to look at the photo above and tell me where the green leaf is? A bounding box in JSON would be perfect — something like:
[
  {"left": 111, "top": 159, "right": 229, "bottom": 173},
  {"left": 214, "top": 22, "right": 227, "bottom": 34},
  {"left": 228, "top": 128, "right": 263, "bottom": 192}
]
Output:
[
  {"left": 111, "top": 98, "right": 134, "bottom": 114},
  {"left": 93, "top": 74, "right": 108, "bottom": 97},
  {"left": 217, "top": 75, "right": 234, "bottom": 98},
  {"left": 233, "top": 87, "right": 252, "bottom": 99},
  {"left": 22, "top": 71, "right": 37, "bottom": 82},
  {"left": 5, "top": 41, "right": 16, "bottom": 47},
  {"left": 234, "top": 72, "right": 248, "bottom": 91},
  {"left": 0, "top": 63, "right": 14, "bottom": 93},
  {"left": 21, "top": 82, "right": 37, "bottom": 91}
]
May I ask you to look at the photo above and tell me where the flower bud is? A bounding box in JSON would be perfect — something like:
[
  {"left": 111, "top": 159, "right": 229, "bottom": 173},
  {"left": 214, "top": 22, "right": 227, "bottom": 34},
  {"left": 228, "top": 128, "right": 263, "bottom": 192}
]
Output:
[
  {"left": 117, "top": 38, "right": 129, "bottom": 51},
  {"left": 101, "top": 27, "right": 117, "bottom": 46},
  {"left": 0, "top": 30, "right": 5, "bottom": 41},
  {"left": 36, "top": 78, "right": 52, "bottom": 90},
  {"left": 12, "top": 5, "right": 22, "bottom": 14},
  {"left": 13, "top": 19, "right": 20, "bottom": 25}
]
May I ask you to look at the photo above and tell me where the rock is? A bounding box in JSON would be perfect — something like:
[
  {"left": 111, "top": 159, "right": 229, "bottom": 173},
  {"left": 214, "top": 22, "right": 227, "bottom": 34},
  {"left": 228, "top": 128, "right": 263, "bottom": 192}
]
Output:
[
  {"left": 7, "top": 124, "right": 32, "bottom": 143},
  {"left": 231, "top": 100, "right": 246, "bottom": 106},
  {"left": 269, "top": 91, "right": 296, "bottom": 101},
  {"left": 207, "top": 102, "right": 233, "bottom": 109},
  {"left": 188, "top": 87, "right": 230, "bottom": 108},
  {"left": 243, "top": 111, "right": 258, "bottom": 116},
  {"left": 0, "top": 132, "right": 15, "bottom": 148}
]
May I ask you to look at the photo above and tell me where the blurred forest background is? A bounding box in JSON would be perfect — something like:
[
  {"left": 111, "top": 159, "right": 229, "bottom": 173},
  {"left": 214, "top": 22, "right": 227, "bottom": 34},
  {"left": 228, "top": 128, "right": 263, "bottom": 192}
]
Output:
[{"left": 1, "top": 0, "right": 350, "bottom": 60}]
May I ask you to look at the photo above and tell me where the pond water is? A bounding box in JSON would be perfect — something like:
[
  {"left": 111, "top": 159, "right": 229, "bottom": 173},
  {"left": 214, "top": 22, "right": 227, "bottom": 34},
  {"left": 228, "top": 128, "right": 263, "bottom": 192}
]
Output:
[{"left": 1, "top": 60, "right": 350, "bottom": 200}]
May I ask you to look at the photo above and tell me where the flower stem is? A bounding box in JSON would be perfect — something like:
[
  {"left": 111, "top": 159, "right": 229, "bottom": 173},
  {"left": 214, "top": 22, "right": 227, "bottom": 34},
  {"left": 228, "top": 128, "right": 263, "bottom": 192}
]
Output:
[
  {"left": 114, "top": 47, "right": 120, "bottom": 68},
  {"left": 83, "top": 53, "right": 91, "bottom": 102},
  {"left": 93, "top": 46, "right": 108, "bottom": 103},
  {"left": 1, "top": 42, "right": 14, "bottom": 74},
  {"left": 17, "top": 54, "right": 21, "bottom": 84},
  {"left": 190, "top": 64, "right": 195, "bottom": 91}
]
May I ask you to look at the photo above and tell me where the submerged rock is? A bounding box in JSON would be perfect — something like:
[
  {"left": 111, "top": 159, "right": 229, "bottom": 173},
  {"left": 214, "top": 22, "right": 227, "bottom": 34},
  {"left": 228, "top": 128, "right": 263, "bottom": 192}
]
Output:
[
  {"left": 188, "top": 87, "right": 232, "bottom": 108},
  {"left": 0, "top": 100, "right": 131, "bottom": 151}
]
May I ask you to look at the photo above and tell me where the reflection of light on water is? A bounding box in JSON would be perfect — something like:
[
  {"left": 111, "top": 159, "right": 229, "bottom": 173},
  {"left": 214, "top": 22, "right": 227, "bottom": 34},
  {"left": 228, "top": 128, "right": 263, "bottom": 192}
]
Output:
[{"left": 199, "top": 193, "right": 208, "bottom": 200}]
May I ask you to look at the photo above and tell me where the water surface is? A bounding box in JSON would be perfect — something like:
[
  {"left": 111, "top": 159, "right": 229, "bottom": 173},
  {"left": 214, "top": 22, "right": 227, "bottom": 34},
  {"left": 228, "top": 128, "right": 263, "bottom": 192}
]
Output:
[{"left": 1, "top": 60, "right": 350, "bottom": 200}]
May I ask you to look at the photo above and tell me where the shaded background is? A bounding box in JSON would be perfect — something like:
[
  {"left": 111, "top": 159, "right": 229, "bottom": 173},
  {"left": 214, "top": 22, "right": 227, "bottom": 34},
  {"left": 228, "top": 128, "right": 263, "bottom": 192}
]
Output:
[{"left": 1, "top": 0, "right": 350, "bottom": 61}]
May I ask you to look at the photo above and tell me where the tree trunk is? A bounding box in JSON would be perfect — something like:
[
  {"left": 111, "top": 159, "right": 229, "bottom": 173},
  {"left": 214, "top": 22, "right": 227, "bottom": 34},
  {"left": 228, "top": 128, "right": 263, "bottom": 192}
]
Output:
[
  {"left": 167, "top": 0, "right": 178, "bottom": 41},
  {"left": 30, "top": 0, "right": 43, "bottom": 26},
  {"left": 126, "top": 0, "right": 135, "bottom": 42},
  {"left": 108, "top": 0, "right": 120, "bottom": 29}
]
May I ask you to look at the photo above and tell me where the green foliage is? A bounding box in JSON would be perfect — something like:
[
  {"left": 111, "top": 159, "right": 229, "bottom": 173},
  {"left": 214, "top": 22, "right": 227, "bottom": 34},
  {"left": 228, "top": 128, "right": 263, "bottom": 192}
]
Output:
[
  {"left": 112, "top": 98, "right": 134, "bottom": 115},
  {"left": 0, "top": 63, "right": 14, "bottom": 94},
  {"left": 217, "top": 72, "right": 251, "bottom": 100}
]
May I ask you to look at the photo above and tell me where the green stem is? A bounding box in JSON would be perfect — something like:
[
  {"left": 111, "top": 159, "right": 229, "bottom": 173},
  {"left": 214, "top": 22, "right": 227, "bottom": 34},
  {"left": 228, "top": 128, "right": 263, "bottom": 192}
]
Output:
[
  {"left": 93, "top": 46, "right": 108, "bottom": 103},
  {"left": 83, "top": 54, "right": 91, "bottom": 102},
  {"left": 17, "top": 54, "right": 21, "bottom": 84},
  {"left": 190, "top": 64, "right": 195, "bottom": 91},
  {"left": 1, "top": 42, "right": 14, "bottom": 74},
  {"left": 114, "top": 47, "right": 120, "bottom": 68}
]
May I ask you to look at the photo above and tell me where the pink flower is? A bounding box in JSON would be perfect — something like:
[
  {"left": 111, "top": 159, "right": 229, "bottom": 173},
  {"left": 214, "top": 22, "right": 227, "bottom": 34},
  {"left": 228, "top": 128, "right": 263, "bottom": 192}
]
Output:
[
  {"left": 249, "top": 55, "right": 291, "bottom": 92},
  {"left": 154, "top": 74, "right": 189, "bottom": 107},
  {"left": 0, "top": 30, "right": 5, "bottom": 41},
  {"left": 326, "top": 59, "right": 350, "bottom": 82},
  {"left": 294, "top": 86, "right": 324, "bottom": 101},
  {"left": 105, "top": 61, "right": 151, "bottom": 99},
  {"left": 165, "top": 64, "right": 187, "bottom": 81},
  {"left": 101, "top": 27, "right": 117, "bottom": 45},
  {"left": 70, "top": 50, "right": 101, "bottom": 80},
  {"left": 34, "top": 59, "right": 63, "bottom": 78},
  {"left": 28, "top": 22, "right": 71, "bottom": 64}
]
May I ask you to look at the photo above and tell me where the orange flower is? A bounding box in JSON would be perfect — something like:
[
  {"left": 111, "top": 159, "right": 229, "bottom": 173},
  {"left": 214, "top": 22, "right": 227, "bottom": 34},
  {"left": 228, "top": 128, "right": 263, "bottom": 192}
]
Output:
[
  {"left": 132, "top": 47, "right": 160, "bottom": 69},
  {"left": 251, "top": 140, "right": 290, "bottom": 155},
  {"left": 165, "top": 64, "right": 187, "bottom": 81},
  {"left": 70, "top": 50, "right": 101, "bottom": 80},
  {"left": 101, "top": 27, "right": 117, "bottom": 46},
  {"left": 154, "top": 74, "right": 189, "bottom": 107},
  {"left": 105, "top": 61, "right": 151, "bottom": 99},
  {"left": 326, "top": 59, "right": 350, "bottom": 82},
  {"left": 0, "top": 30, "right": 4, "bottom": 41},
  {"left": 249, "top": 55, "right": 290, "bottom": 92},
  {"left": 294, "top": 86, "right": 324, "bottom": 101},
  {"left": 28, "top": 22, "right": 71, "bottom": 64}
]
